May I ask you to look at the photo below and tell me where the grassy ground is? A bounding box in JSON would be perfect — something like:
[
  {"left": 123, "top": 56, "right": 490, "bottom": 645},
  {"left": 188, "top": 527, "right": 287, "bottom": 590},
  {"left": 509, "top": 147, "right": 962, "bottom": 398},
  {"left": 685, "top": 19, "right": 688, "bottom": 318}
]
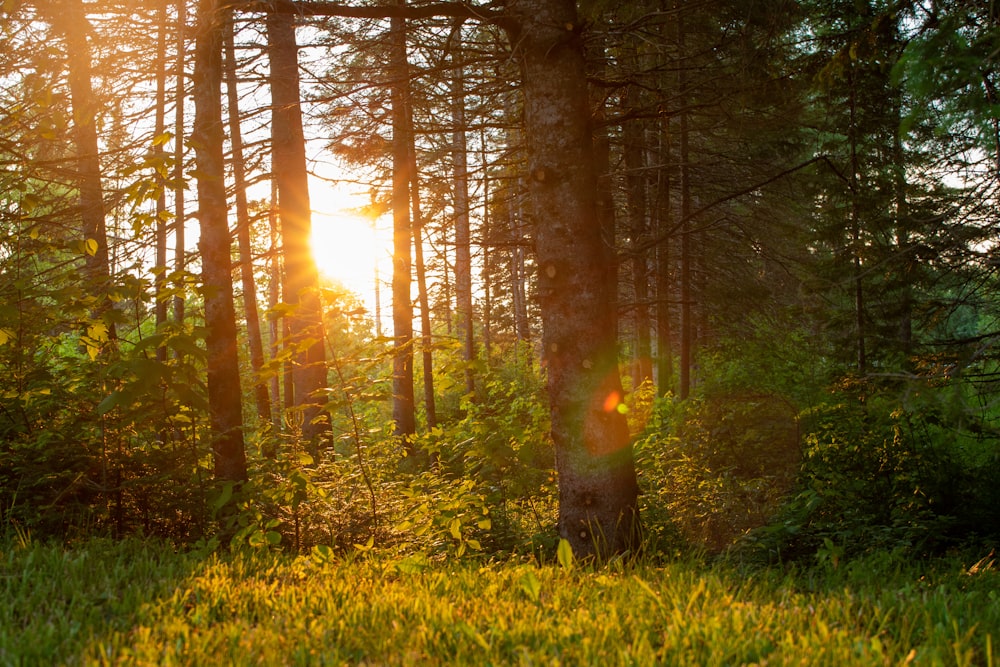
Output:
[{"left": 1, "top": 537, "right": 997, "bottom": 666}]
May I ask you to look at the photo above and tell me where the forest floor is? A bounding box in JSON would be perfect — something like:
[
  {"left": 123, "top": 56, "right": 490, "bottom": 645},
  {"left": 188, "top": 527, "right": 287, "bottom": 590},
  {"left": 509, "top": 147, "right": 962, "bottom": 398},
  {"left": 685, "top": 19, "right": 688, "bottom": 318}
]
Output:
[{"left": 1, "top": 537, "right": 997, "bottom": 665}]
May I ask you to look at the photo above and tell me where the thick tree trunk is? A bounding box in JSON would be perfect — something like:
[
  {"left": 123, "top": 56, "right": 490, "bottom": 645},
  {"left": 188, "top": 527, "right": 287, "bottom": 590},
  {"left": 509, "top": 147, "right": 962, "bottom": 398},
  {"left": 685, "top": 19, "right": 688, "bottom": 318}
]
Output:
[
  {"left": 390, "top": 11, "right": 417, "bottom": 438},
  {"left": 267, "top": 4, "right": 330, "bottom": 455},
  {"left": 192, "top": 0, "right": 247, "bottom": 482},
  {"left": 225, "top": 13, "right": 272, "bottom": 424},
  {"left": 506, "top": 0, "right": 640, "bottom": 558}
]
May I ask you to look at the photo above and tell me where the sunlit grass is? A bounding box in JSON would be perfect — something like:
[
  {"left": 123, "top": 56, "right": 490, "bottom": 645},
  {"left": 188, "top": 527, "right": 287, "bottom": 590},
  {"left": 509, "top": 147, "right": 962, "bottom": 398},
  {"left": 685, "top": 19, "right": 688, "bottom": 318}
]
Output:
[{"left": 1, "top": 538, "right": 997, "bottom": 665}]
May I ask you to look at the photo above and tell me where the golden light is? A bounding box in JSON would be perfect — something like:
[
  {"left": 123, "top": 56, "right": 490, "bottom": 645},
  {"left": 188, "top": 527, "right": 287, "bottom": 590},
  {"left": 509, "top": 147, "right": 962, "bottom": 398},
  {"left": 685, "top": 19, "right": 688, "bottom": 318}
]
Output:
[{"left": 309, "top": 181, "right": 389, "bottom": 312}]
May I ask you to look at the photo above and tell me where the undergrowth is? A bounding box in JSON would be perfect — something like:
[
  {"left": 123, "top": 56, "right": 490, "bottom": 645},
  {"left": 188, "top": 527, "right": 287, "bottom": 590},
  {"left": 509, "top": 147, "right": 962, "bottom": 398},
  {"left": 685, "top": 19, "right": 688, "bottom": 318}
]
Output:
[{"left": 1, "top": 537, "right": 997, "bottom": 665}]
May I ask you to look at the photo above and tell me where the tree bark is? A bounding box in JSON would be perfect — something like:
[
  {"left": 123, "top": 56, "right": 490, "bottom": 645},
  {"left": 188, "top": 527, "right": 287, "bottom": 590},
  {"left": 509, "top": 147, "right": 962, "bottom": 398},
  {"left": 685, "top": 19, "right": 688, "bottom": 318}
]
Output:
[
  {"left": 506, "top": 0, "right": 640, "bottom": 558},
  {"left": 154, "top": 0, "right": 169, "bottom": 362},
  {"left": 44, "top": 0, "right": 114, "bottom": 327},
  {"left": 225, "top": 12, "right": 272, "bottom": 424},
  {"left": 267, "top": 4, "right": 330, "bottom": 455},
  {"left": 410, "top": 141, "right": 437, "bottom": 430},
  {"left": 192, "top": 0, "right": 247, "bottom": 482},
  {"left": 390, "top": 9, "right": 417, "bottom": 438},
  {"left": 173, "top": 0, "right": 187, "bottom": 328}
]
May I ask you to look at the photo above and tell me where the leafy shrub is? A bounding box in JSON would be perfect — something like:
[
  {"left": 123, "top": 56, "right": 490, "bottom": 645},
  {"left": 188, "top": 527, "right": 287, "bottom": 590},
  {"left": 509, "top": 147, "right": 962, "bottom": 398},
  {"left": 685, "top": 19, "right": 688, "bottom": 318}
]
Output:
[
  {"left": 752, "top": 382, "right": 1000, "bottom": 561},
  {"left": 635, "top": 393, "right": 800, "bottom": 553}
]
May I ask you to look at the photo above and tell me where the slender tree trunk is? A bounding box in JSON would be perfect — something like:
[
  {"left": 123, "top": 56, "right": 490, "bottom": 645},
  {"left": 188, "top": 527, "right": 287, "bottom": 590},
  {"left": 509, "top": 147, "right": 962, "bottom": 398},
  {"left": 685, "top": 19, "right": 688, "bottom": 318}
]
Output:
[
  {"left": 848, "top": 66, "right": 867, "bottom": 375},
  {"left": 173, "top": 0, "right": 187, "bottom": 327},
  {"left": 192, "top": 0, "right": 247, "bottom": 482},
  {"left": 267, "top": 4, "right": 329, "bottom": 455},
  {"left": 410, "top": 138, "right": 437, "bottom": 430},
  {"left": 225, "top": 12, "right": 271, "bottom": 424},
  {"left": 623, "top": 91, "right": 652, "bottom": 390},
  {"left": 268, "top": 183, "right": 284, "bottom": 429},
  {"left": 655, "top": 117, "right": 674, "bottom": 396},
  {"left": 480, "top": 129, "right": 494, "bottom": 364},
  {"left": 452, "top": 55, "right": 476, "bottom": 397},
  {"left": 506, "top": 0, "right": 639, "bottom": 558},
  {"left": 678, "top": 12, "right": 693, "bottom": 400},
  {"left": 154, "top": 0, "right": 169, "bottom": 362},
  {"left": 45, "top": 0, "right": 114, "bottom": 325},
  {"left": 390, "top": 9, "right": 417, "bottom": 438}
]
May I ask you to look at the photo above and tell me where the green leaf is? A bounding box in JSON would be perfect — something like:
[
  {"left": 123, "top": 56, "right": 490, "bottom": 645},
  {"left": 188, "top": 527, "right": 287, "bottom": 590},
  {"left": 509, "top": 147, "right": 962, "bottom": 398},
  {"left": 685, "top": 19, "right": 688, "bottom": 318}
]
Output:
[
  {"left": 519, "top": 570, "right": 541, "bottom": 603},
  {"left": 96, "top": 391, "right": 121, "bottom": 415},
  {"left": 264, "top": 531, "right": 281, "bottom": 546},
  {"left": 449, "top": 518, "right": 462, "bottom": 540},
  {"left": 557, "top": 538, "right": 575, "bottom": 572},
  {"left": 211, "top": 482, "right": 234, "bottom": 515}
]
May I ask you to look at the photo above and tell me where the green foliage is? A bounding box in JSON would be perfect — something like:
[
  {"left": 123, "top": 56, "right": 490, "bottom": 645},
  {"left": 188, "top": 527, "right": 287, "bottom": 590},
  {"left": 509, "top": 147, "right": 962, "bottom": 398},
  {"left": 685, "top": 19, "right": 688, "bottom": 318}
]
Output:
[
  {"left": 3, "top": 539, "right": 999, "bottom": 665},
  {"left": 751, "top": 381, "right": 1000, "bottom": 562},
  {"left": 635, "top": 392, "right": 800, "bottom": 553}
]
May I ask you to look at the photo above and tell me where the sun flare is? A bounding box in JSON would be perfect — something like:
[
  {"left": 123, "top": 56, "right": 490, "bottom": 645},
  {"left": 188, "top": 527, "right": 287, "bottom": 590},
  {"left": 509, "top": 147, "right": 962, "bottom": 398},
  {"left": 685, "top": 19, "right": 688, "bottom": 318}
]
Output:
[{"left": 309, "top": 181, "right": 389, "bottom": 311}]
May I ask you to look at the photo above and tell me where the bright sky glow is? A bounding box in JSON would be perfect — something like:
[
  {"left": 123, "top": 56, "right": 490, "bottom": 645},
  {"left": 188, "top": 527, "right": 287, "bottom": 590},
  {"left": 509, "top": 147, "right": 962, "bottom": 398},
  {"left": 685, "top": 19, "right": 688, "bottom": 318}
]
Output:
[{"left": 309, "top": 179, "right": 390, "bottom": 316}]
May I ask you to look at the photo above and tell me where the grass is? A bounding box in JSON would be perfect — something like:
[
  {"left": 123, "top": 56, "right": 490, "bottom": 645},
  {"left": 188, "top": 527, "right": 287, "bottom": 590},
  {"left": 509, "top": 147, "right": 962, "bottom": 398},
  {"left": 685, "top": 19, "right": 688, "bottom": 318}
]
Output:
[{"left": 1, "top": 538, "right": 997, "bottom": 666}]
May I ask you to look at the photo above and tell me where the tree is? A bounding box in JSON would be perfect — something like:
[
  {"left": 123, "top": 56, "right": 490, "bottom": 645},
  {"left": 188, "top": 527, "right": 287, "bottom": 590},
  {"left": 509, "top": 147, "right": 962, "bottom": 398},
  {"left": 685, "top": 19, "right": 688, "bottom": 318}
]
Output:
[
  {"left": 267, "top": 3, "right": 330, "bottom": 455},
  {"left": 390, "top": 9, "right": 417, "bottom": 439},
  {"left": 192, "top": 0, "right": 247, "bottom": 481},
  {"left": 505, "top": 0, "right": 640, "bottom": 557}
]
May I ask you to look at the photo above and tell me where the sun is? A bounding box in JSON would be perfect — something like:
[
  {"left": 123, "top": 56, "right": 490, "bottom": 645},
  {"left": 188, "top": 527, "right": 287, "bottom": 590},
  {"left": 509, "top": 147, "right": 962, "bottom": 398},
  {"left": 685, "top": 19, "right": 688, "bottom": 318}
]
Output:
[{"left": 309, "top": 180, "right": 389, "bottom": 311}]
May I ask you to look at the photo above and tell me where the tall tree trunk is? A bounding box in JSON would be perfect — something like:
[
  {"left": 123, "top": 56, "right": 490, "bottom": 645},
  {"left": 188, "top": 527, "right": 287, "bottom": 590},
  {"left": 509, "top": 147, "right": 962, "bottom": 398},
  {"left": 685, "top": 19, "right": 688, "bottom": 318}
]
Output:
[
  {"left": 192, "top": 0, "right": 247, "bottom": 482},
  {"left": 678, "top": 11, "right": 693, "bottom": 400},
  {"left": 623, "top": 91, "right": 652, "bottom": 391},
  {"left": 45, "top": 0, "right": 114, "bottom": 328},
  {"left": 655, "top": 117, "right": 674, "bottom": 396},
  {"left": 848, "top": 66, "right": 867, "bottom": 375},
  {"left": 173, "top": 0, "right": 187, "bottom": 327},
  {"left": 225, "top": 12, "right": 271, "bottom": 424},
  {"left": 480, "top": 129, "right": 494, "bottom": 364},
  {"left": 452, "top": 54, "right": 476, "bottom": 397},
  {"left": 268, "top": 182, "right": 284, "bottom": 430},
  {"left": 506, "top": 0, "right": 640, "bottom": 558},
  {"left": 410, "top": 139, "right": 437, "bottom": 430},
  {"left": 390, "top": 10, "right": 417, "bottom": 438},
  {"left": 154, "top": 0, "right": 169, "bottom": 363},
  {"left": 267, "top": 4, "right": 329, "bottom": 455}
]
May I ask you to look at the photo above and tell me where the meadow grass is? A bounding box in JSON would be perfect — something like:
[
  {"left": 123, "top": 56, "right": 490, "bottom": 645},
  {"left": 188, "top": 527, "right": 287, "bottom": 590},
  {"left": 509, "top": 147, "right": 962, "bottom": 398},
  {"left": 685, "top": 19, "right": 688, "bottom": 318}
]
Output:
[{"left": 1, "top": 538, "right": 997, "bottom": 666}]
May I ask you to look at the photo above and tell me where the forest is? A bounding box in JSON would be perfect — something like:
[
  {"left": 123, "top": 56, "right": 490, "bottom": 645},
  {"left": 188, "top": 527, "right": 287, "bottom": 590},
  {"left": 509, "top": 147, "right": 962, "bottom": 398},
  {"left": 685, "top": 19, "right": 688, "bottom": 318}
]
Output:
[
  {"left": 0, "top": 0, "right": 1000, "bottom": 665},
  {"left": 1, "top": 0, "right": 1000, "bottom": 662}
]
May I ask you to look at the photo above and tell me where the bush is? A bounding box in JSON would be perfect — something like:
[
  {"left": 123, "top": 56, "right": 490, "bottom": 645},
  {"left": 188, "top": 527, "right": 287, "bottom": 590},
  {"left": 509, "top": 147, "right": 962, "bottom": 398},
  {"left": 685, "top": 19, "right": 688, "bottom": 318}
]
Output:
[{"left": 635, "top": 393, "right": 800, "bottom": 553}]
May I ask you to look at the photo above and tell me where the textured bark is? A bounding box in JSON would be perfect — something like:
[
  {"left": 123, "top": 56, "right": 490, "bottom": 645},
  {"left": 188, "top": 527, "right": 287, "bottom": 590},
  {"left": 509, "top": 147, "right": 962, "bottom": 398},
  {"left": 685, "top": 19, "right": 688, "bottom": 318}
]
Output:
[
  {"left": 192, "top": 0, "right": 247, "bottom": 482},
  {"left": 390, "top": 10, "right": 417, "bottom": 438},
  {"left": 225, "top": 14, "right": 272, "bottom": 424},
  {"left": 506, "top": 0, "right": 640, "bottom": 558},
  {"left": 267, "top": 5, "right": 330, "bottom": 453}
]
